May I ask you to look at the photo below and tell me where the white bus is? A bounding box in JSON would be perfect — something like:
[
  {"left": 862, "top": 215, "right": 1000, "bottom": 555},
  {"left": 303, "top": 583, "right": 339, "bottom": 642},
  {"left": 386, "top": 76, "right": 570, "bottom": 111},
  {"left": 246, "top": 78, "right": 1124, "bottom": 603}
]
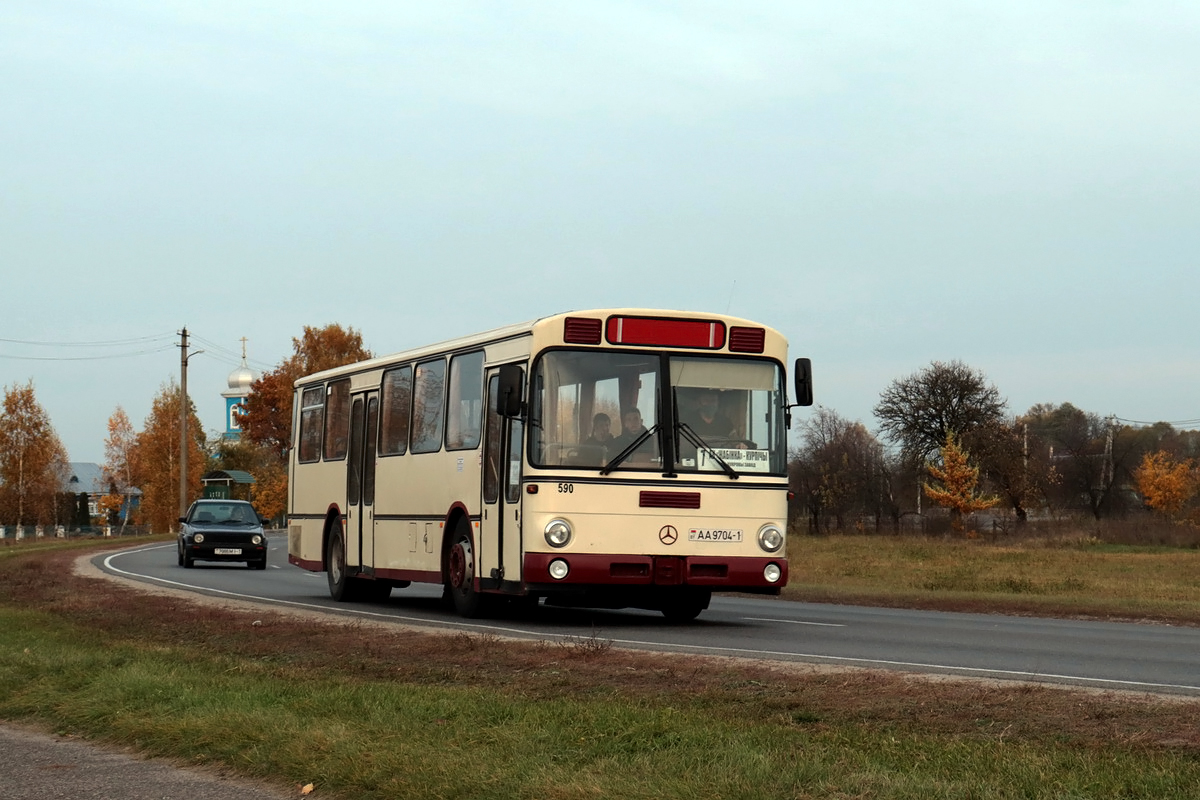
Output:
[{"left": 287, "top": 309, "right": 812, "bottom": 621}]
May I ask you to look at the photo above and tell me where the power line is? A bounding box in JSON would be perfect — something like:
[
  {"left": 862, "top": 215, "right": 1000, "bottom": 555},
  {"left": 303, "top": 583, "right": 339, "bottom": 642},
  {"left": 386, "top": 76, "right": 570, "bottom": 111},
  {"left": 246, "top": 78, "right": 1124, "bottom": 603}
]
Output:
[
  {"left": 1114, "top": 416, "right": 1200, "bottom": 428},
  {"left": 0, "top": 345, "right": 177, "bottom": 361},
  {"left": 0, "top": 333, "right": 175, "bottom": 347}
]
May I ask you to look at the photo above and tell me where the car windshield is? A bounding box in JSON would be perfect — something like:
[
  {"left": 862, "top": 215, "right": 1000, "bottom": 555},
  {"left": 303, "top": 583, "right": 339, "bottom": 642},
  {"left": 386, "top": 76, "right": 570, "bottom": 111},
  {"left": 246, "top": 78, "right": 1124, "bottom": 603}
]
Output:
[
  {"left": 528, "top": 350, "right": 787, "bottom": 475},
  {"left": 191, "top": 504, "right": 258, "bottom": 525}
]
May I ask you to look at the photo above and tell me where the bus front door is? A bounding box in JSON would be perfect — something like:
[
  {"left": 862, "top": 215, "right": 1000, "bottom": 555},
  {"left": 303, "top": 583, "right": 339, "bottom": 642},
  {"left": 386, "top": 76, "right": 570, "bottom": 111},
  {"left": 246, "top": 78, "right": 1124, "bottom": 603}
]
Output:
[
  {"left": 345, "top": 391, "right": 379, "bottom": 574},
  {"left": 480, "top": 369, "right": 525, "bottom": 591}
]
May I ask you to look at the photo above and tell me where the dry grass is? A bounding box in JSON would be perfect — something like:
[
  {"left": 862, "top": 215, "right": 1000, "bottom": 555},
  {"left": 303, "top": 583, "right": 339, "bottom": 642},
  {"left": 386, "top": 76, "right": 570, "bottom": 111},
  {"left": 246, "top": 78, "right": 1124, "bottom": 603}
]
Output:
[
  {"left": 2, "top": 542, "right": 1197, "bottom": 748},
  {"left": 784, "top": 531, "right": 1200, "bottom": 625},
  {"left": 2, "top": 537, "right": 1200, "bottom": 798}
]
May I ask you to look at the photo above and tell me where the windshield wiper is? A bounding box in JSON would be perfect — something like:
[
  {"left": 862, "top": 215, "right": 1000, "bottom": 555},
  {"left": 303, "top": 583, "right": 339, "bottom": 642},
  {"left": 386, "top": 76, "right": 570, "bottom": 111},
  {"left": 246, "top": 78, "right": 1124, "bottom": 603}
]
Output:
[
  {"left": 676, "top": 422, "right": 740, "bottom": 479},
  {"left": 600, "top": 423, "right": 660, "bottom": 475}
]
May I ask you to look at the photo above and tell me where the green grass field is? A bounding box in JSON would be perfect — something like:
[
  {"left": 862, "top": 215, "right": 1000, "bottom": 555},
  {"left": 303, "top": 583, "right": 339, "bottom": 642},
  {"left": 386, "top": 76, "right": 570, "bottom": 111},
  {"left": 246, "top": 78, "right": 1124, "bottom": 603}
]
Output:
[{"left": 1, "top": 535, "right": 1197, "bottom": 799}]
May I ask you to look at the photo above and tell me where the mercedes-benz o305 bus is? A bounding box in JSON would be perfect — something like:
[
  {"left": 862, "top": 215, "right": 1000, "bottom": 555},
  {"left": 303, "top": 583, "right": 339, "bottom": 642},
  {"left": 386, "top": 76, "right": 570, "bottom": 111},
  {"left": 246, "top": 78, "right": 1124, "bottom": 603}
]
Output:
[{"left": 287, "top": 309, "right": 812, "bottom": 621}]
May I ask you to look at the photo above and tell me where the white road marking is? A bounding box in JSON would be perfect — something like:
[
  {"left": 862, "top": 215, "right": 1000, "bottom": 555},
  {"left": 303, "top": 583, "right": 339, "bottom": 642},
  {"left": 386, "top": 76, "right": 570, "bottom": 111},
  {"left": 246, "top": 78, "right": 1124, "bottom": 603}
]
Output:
[{"left": 744, "top": 616, "right": 845, "bottom": 627}]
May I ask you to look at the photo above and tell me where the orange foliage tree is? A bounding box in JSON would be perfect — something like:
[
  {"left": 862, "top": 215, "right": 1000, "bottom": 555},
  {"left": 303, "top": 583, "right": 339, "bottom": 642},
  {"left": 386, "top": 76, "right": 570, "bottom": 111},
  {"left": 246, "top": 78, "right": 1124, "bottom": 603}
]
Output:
[
  {"left": 233, "top": 324, "right": 371, "bottom": 518},
  {"left": 101, "top": 406, "right": 137, "bottom": 530},
  {"left": 924, "top": 433, "right": 999, "bottom": 532},
  {"left": 131, "top": 381, "right": 206, "bottom": 533},
  {"left": 236, "top": 324, "right": 372, "bottom": 458},
  {"left": 0, "top": 380, "right": 70, "bottom": 525},
  {"left": 1133, "top": 450, "right": 1197, "bottom": 519}
]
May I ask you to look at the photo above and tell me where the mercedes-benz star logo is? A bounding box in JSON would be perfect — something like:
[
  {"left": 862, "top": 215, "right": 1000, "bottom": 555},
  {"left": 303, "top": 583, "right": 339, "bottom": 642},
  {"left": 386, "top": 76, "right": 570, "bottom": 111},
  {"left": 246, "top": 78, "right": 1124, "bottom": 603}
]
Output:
[{"left": 659, "top": 525, "right": 678, "bottom": 545}]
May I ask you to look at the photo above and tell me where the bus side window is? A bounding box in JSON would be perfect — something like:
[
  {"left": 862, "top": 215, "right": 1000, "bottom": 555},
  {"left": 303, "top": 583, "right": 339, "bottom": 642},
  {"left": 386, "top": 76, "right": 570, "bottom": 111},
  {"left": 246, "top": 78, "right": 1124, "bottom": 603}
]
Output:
[
  {"left": 297, "top": 386, "right": 324, "bottom": 463},
  {"left": 411, "top": 359, "right": 446, "bottom": 454},
  {"left": 380, "top": 366, "right": 412, "bottom": 456},
  {"left": 323, "top": 379, "right": 351, "bottom": 461},
  {"left": 446, "top": 351, "right": 484, "bottom": 451}
]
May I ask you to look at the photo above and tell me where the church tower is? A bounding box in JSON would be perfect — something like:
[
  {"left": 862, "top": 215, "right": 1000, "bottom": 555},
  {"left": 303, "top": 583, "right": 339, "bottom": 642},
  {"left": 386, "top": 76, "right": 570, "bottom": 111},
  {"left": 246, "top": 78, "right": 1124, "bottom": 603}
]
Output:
[{"left": 221, "top": 338, "right": 258, "bottom": 439}]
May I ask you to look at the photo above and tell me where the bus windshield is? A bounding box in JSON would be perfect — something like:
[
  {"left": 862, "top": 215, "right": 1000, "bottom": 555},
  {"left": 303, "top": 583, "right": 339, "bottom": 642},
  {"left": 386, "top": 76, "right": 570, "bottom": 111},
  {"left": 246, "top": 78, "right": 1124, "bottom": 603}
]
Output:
[{"left": 529, "top": 350, "right": 787, "bottom": 475}]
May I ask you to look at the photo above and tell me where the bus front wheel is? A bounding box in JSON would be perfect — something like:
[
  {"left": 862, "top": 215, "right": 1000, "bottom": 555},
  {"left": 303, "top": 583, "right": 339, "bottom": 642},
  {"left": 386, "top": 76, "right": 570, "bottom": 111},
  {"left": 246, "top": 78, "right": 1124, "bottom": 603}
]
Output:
[
  {"left": 660, "top": 589, "right": 711, "bottom": 622},
  {"left": 446, "top": 522, "right": 485, "bottom": 618}
]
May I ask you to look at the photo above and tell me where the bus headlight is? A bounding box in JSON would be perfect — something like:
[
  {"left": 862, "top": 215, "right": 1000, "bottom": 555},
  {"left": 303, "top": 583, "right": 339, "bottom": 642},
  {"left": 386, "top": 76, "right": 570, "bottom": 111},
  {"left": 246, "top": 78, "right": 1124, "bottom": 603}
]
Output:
[
  {"left": 193, "top": 533, "right": 204, "bottom": 544},
  {"left": 544, "top": 519, "right": 572, "bottom": 548},
  {"left": 548, "top": 559, "right": 570, "bottom": 580},
  {"left": 764, "top": 562, "right": 782, "bottom": 583},
  {"left": 757, "top": 524, "right": 784, "bottom": 553}
]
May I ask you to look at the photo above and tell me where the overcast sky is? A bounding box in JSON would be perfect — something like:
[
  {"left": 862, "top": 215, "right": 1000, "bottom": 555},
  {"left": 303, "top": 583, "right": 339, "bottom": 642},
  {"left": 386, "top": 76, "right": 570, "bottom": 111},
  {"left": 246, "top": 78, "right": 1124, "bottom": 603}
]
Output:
[{"left": 3, "top": 1, "right": 1198, "bottom": 463}]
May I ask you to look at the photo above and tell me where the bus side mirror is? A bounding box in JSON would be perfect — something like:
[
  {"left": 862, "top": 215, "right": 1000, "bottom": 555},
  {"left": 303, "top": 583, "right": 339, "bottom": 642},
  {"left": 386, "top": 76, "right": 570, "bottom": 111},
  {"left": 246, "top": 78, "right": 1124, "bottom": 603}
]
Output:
[
  {"left": 793, "top": 357, "right": 813, "bottom": 407},
  {"left": 497, "top": 364, "right": 524, "bottom": 417}
]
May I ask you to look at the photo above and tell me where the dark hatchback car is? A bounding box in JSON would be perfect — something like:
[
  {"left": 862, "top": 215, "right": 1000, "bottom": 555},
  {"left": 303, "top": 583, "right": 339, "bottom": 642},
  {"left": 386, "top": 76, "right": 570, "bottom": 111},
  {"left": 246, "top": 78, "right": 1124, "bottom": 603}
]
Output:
[{"left": 177, "top": 499, "right": 269, "bottom": 569}]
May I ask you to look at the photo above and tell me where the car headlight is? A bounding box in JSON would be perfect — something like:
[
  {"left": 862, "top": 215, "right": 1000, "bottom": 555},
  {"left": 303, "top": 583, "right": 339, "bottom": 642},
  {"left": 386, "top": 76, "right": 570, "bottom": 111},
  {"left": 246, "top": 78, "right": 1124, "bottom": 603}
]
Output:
[
  {"left": 251, "top": 535, "right": 263, "bottom": 545},
  {"left": 757, "top": 524, "right": 784, "bottom": 553},
  {"left": 544, "top": 518, "right": 572, "bottom": 548},
  {"left": 193, "top": 533, "right": 205, "bottom": 544}
]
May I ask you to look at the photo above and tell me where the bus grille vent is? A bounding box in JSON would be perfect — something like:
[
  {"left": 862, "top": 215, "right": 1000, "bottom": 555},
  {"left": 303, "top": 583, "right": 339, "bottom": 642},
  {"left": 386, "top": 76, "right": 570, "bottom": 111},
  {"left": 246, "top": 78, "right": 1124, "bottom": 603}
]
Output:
[{"left": 639, "top": 491, "right": 701, "bottom": 509}]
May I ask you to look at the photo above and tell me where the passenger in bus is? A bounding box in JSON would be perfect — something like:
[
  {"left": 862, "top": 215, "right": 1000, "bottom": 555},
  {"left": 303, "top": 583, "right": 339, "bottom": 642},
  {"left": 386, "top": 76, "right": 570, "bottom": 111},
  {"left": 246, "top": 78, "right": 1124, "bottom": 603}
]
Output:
[
  {"left": 573, "top": 412, "right": 614, "bottom": 465},
  {"left": 611, "top": 407, "right": 655, "bottom": 459}
]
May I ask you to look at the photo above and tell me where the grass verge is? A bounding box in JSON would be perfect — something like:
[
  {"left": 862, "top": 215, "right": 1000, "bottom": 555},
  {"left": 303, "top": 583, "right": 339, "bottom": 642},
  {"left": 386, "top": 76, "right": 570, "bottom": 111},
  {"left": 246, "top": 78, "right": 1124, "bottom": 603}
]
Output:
[
  {"left": 1, "top": 537, "right": 1198, "bottom": 799},
  {"left": 783, "top": 532, "right": 1200, "bottom": 625}
]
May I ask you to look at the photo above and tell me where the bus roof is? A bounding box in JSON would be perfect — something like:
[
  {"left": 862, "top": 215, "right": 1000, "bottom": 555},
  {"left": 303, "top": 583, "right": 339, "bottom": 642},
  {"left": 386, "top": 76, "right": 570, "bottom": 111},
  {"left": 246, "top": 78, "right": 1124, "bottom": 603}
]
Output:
[{"left": 294, "top": 308, "right": 786, "bottom": 387}]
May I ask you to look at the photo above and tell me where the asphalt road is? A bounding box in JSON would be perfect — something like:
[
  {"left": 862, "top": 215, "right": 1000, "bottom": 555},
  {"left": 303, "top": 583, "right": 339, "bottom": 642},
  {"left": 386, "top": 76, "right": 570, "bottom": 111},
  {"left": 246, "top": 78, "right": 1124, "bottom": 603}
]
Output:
[
  {"left": 97, "top": 534, "right": 1200, "bottom": 696},
  {"left": 0, "top": 723, "right": 295, "bottom": 799}
]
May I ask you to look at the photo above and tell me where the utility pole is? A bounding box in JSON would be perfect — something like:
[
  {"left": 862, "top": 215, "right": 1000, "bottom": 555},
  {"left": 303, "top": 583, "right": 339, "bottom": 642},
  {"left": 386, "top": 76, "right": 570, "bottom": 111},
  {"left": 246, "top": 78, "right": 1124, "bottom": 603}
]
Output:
[{"left": 178, "top": 328, "right": 203, "bottom": 522}]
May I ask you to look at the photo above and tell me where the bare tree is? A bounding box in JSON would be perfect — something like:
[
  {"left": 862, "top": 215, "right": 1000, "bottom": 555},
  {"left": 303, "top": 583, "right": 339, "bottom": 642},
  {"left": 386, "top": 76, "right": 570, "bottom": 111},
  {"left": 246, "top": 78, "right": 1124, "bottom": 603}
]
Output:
[
  {"left": 874, "top": 360, "right": 1007, "bottom": 464},
  {"left": 790, "top": 408, "right": 888, "bottom": 532}
]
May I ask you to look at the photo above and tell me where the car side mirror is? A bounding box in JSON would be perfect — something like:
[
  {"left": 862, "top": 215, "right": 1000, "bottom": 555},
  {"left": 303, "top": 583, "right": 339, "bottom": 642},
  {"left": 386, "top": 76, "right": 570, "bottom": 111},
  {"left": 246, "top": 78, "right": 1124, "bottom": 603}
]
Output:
[{"left": 178, "top": 516, "right": 187, "bottom": 524}]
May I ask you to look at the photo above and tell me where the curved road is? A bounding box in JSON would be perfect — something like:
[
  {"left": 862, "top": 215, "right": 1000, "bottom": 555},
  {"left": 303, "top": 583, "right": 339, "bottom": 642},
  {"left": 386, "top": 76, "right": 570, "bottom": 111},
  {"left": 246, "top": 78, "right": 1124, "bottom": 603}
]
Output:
[{"left": 95, "top": 535, "right": 1200, "bottom": 697}]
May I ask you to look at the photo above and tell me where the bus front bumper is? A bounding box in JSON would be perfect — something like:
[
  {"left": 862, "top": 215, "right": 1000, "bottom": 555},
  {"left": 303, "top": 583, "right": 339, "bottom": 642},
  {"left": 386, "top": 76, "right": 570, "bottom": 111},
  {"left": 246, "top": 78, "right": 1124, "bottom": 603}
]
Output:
[{"left": 523, "top": 552, "right": 787, "bottom": 593}]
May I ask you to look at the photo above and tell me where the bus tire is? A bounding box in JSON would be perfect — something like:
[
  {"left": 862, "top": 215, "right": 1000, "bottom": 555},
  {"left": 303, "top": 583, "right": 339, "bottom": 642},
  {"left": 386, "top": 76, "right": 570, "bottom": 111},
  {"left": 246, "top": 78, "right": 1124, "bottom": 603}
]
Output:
[
  {"left": 446, "top": 520, "right": 485, "bottom": 618},
  {"left": 326, "top": 530, "right": 357, "bottom": 601},
  {"left": 660, "top": 589, "right": 710, "bottom": 622}
]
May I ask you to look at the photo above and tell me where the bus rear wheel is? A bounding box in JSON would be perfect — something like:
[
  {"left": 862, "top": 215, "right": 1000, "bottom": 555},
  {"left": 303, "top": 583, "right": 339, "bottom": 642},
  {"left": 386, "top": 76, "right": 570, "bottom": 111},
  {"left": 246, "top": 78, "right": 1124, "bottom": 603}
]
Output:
[
  {"left": 326, "top": 532, "right": 356, "bottom": 601},
  {"left": 446, "top": 521, "right": 485, "bottom": 618}
]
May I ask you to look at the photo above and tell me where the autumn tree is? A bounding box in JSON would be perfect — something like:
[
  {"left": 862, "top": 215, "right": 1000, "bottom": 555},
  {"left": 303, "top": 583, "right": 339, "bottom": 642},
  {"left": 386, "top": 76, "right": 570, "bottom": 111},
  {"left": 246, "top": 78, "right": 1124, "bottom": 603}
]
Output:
[
  {"left": 131, "top": 381, "right": 206, "bottom": 533},
  {"left": 232, "top": 325, "right": 371, "bottom": 522},
  {"left": 874, "top": 360, "right": 1007, "bottom": 465},
  {"left": 1023, "top": 403, "right": 1157, "bottom": 519},
  {"left": 209, "top": 437, "right": 288, "bottom": 522},
  {"left": 924, "top": 433, "right": 998, "bottom": 532},
  {"left": 0, "top": 381, "right": 70, "bottom": 526},
  {"left": 1134, "top": 451, "right": 1197, "bottom": 519},
  {"left": 101, "top": 406, "right": 137, "bottom": 531},
  {"left": 790, "top": 408, "right": 890, "bottom": 532},
  {"left": 236, "top": 324, "right": 372, "bottom": 458}
]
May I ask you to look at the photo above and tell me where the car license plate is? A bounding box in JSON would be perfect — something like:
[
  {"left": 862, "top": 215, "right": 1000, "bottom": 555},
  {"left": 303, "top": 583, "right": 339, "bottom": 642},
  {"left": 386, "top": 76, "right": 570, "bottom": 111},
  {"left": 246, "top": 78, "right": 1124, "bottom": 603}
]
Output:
[
  {"left": 688, "top": 529, "right": 743, "bottom": 543},
  {"left": 214, "top": 548, "right": 242, "bottom": 555}
]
